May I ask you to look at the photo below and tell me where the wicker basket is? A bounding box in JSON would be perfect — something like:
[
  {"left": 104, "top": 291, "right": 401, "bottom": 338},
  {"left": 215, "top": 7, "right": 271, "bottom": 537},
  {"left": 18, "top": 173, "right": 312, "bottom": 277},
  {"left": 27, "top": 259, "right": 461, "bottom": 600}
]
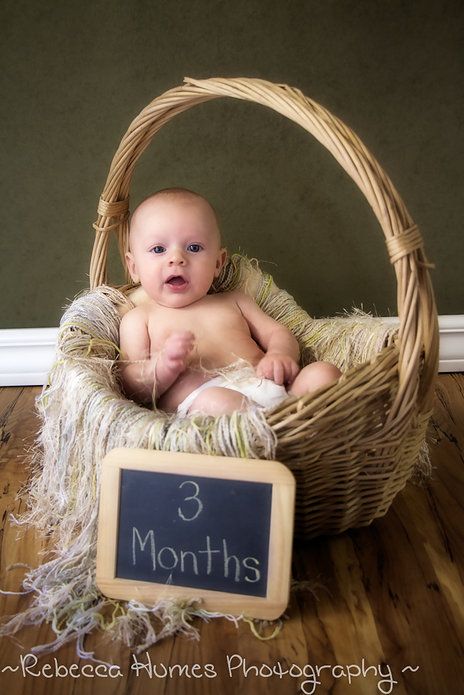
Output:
[{"left": 89, "top": 77, "right": 438, "bottom": 538}]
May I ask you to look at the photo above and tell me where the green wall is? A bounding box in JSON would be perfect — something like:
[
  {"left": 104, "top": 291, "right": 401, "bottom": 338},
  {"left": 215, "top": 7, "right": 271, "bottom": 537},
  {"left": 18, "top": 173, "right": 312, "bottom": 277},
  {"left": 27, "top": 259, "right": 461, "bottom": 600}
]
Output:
[{"left": 1, "top": 0, "right": 462, "bottom": 328}]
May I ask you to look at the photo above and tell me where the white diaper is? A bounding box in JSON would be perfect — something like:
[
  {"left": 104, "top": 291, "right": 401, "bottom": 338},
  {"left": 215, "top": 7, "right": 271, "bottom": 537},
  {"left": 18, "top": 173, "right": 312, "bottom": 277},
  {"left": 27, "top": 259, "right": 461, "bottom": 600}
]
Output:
[{"left": 177, "top": 374, "right": 288, "bottom": 416}]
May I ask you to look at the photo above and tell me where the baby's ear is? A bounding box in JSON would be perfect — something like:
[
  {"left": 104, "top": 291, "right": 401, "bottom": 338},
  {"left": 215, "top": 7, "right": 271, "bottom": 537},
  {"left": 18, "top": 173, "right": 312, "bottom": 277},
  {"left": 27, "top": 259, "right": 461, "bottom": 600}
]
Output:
[
  {"left": 125, "top": 251, "right": 139, "bottom": 283},
  {"left": 215, "top": 248, "right": 228, "bottom": 277}
]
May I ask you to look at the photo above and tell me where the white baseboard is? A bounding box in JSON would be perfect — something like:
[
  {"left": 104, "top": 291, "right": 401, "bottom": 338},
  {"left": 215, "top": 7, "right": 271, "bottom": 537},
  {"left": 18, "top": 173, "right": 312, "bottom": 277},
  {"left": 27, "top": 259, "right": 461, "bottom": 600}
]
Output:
[
  {"left": 432, "top": 315, "right": 464, "bottom": 373},
  {"left": 0, "top": 328, "right": 59, "bottom": 386},
  {"left": 0, "top": 317, "right": 462, "bottom": 387}
]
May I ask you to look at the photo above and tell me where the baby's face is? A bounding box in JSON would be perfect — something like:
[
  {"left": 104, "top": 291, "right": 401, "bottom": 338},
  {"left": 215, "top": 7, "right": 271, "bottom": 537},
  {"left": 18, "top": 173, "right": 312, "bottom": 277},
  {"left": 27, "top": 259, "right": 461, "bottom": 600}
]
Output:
[{"left": 126, "top": 197, "right": 226, "bottom": 308}]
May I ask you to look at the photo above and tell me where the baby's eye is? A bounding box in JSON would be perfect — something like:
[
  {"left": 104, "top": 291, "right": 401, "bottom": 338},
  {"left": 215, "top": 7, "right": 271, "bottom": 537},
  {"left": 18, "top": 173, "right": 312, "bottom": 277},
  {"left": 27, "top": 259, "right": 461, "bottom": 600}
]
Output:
[
  {"left": 187, "top": 243, "right": 203, "bottom": 253},
  {"left": 150, "top": 245, "right": 165, "bottom": 254}
]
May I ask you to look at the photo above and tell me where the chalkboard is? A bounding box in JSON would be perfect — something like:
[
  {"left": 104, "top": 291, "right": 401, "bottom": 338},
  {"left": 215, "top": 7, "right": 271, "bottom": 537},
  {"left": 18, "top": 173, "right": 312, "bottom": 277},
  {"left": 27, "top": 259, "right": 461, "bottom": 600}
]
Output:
[
  {"left": 117, "top": 469, "right": 272, "bottom": 596},
  {"left": 96, "top": 449, "right": 295, "bottom": 619}
]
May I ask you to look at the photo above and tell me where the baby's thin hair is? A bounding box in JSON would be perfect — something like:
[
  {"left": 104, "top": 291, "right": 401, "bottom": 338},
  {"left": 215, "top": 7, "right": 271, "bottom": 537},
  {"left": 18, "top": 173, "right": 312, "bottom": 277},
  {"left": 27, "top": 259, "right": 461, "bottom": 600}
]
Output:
[
  {"left": 151, "top": 186, "right": 203, "bottom": 199},
  {"left": 133, "top": 187, "right": 219, "bottom": 224}
]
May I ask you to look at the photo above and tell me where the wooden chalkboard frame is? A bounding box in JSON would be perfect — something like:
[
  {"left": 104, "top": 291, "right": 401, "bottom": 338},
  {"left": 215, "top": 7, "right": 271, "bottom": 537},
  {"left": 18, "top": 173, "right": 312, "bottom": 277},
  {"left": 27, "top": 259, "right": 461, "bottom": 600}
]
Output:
[{"left": 96, "top": 448, "right": 295, "bottom": 619}]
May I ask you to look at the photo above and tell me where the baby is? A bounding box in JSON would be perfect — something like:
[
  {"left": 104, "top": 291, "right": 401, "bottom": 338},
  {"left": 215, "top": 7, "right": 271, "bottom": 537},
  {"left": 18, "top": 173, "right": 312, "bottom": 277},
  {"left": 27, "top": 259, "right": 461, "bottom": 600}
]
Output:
[{"left": 119, "top": 188, "right": 341, "bottom": 416}]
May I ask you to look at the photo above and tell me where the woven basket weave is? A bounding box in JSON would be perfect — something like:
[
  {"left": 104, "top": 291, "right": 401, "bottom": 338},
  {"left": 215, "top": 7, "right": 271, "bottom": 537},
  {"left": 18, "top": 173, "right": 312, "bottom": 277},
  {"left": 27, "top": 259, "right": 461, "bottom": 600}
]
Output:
[{"left": 89, "top": 77, "right": 439, "bottom": 538}]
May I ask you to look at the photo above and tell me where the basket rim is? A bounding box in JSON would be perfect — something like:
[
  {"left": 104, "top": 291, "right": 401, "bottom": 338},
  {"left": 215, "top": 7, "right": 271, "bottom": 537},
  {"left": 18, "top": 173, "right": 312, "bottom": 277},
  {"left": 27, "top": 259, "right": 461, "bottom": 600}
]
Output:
[{"left": 89, "top": 75, "right": 439, "bottom": 416}]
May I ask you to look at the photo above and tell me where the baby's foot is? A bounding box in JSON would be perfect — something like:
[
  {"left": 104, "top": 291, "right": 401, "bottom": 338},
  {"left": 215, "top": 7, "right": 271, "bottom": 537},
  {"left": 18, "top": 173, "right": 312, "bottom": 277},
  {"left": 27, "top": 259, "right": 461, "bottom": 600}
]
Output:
[{"left": 155, "top": 331, "right": 195, "bottom": 394}]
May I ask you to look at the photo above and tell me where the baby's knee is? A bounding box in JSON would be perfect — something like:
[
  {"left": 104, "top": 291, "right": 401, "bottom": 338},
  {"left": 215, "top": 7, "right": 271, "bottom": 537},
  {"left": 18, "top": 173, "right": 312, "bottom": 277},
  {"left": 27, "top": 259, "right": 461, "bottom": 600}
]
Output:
[
  {"left": 290, "top": 361, "right": 341, "bottom": 397},
  {"left": 307, "top": 361, "right": 342, "bottom": 381},
  {"left": 188, "top": 387, "right": 248, "bottom": 416}
]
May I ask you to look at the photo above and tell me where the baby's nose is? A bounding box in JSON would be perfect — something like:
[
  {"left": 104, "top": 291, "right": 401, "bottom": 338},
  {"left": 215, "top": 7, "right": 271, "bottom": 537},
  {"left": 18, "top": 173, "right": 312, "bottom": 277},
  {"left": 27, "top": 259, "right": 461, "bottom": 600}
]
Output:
[{"left": 168, "top": 249, "right": 186, "bottom": 265}]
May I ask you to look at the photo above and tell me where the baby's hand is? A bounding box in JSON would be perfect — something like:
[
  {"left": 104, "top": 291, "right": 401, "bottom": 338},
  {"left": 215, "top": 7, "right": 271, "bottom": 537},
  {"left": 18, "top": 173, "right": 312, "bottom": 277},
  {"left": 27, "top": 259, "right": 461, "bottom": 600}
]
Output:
[
  {"left": 155, "top": 331, "right": 195, "bottom": 390},
  {"left": 161, "top": 331, "right": 195, "bottom": 369},
  {"left": 256, "top": 352, "right": 300, "bottom": 386}
]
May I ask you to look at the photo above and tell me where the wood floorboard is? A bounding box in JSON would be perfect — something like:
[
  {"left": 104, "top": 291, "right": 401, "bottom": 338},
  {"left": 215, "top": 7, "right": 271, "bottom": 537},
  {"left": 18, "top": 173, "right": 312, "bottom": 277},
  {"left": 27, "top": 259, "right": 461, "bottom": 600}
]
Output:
[{"left": 0, "top": 376, "right": 463, "bottom": 694}]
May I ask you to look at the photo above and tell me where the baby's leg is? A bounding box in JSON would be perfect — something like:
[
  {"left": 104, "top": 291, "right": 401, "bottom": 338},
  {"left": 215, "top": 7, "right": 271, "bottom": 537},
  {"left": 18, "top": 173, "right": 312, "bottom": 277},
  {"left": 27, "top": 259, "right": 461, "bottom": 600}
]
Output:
[
  {"left": 188, "top": 387, "right": 249, "bottom": 416},
  {"left": 289, "top": 361, "right": 341, "bottom": 398}
]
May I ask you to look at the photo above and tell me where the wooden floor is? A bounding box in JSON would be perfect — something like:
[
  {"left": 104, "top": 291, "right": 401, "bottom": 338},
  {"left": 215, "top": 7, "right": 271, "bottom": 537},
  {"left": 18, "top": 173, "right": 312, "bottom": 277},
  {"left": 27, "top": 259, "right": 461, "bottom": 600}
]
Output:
[{"left": 0, "top": 375, "right": 463, "bottom": 694}]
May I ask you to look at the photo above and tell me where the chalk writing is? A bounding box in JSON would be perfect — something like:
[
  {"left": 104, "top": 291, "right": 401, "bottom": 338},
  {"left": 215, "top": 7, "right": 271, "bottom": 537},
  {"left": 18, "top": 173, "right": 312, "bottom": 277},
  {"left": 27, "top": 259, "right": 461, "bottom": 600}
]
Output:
[
  {"left": 177, "top": 480, "right": 203, "bottom": 521},
  {"left": 132, "top": 529, "right": 261, "bottom": 582}
]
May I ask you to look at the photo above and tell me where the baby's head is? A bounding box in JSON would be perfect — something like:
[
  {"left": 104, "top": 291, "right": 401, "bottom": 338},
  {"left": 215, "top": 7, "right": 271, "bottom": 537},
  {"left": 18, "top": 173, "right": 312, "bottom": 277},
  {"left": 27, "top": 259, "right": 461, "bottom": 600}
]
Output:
[{"left": 126, "top": 188, "right": 227, "bottom": 308}]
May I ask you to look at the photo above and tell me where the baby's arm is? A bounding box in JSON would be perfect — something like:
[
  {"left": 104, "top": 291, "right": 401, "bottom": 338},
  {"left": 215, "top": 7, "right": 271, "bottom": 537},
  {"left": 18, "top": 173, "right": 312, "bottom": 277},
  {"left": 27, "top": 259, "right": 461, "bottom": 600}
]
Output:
[
  {"left": 119, "top": 308, "right": 155, "bottom": 403},
  {"left": 234, "top": 291, "right": 300, "bottom": 386},
  {"left": 154, "top": 331, "right": 195, "bottom": 398}
]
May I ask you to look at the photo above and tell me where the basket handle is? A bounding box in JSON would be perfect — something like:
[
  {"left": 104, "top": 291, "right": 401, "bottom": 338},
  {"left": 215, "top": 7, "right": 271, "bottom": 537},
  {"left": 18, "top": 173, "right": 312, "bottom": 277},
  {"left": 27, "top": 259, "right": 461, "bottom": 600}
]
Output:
[{"left": 90, "top": 76, "right": 438, "bottom": 417}]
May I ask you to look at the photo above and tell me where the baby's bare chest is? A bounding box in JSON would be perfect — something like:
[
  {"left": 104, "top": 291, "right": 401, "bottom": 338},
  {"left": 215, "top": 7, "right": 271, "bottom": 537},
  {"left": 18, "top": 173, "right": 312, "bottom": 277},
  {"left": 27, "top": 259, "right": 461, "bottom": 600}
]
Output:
[{"left": 147, "top": 298, "right": 251, "bottom": 353}]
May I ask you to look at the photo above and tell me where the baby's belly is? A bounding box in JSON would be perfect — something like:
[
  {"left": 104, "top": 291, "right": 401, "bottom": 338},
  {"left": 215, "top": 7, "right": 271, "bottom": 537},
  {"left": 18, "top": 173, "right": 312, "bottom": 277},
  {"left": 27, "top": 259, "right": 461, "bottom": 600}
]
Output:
[
  {"left": 157, "top": 338, "right": 264, "bottom": 413},
  {"left": 192, "top": 332, "right": 264, "bottom": 370}
]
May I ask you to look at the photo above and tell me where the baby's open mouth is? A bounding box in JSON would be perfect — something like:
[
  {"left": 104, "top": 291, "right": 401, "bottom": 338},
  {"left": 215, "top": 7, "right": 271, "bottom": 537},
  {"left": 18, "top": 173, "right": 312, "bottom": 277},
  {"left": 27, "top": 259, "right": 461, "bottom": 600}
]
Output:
[{"left": 166, "top": 275, "right": 187, "bottom": 287}]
